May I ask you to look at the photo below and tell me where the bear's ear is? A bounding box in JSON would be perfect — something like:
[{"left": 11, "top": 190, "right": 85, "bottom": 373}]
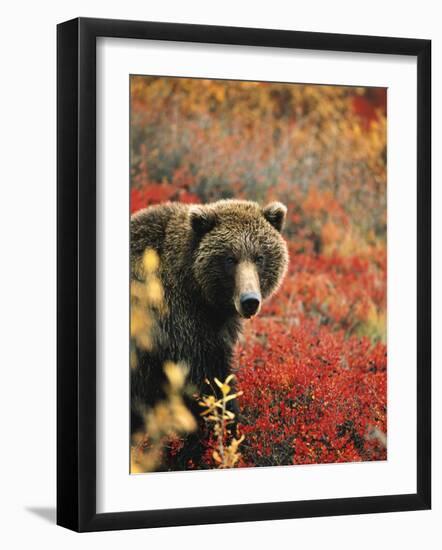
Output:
[
  {"left": 262, "top": 202, "right": 287, "bottom": 233},
  {"left": 189, "top": 205, "right": 217, "bottom": 236}
]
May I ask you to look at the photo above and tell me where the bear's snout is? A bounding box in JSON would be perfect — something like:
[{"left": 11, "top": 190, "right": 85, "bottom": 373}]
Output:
[
  {"left": 240, "top": 292, "right": 261, "bottom": 318},
  {"left": 234, "top": 261, "right": 262, "bottom": 318}
]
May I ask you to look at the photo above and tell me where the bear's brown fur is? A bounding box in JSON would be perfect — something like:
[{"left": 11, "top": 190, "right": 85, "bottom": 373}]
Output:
[{"left": 130, "top": 199, "right": 289, "bottom": 436}]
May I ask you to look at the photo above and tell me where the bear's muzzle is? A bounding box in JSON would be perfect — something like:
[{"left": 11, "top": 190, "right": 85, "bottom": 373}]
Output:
[{"left": 234, "top": 262, "right": 262, "bottom": 318}]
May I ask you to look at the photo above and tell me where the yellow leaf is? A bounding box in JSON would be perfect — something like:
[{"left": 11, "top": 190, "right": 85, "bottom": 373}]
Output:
[
  {"left": 212, "top": 450, "right": 222, "bottom": 463},
  {"left": 225, "top": 374, "right": 236, "bottom": 385},
  {"left": 143, "top": 248, "right": 160, "bottom": 274},
  {"left": 146, "top": 277, "right": 164, "bottom": 305},
  {"left": 214, "top": 377, "right": 231, "bottom": 396},
  {"left": 163, "top": 362, "right": 187, "bottom": 391}
]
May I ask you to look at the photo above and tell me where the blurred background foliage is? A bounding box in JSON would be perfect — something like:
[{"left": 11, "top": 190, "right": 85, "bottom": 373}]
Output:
[{"left": 131, "top": 77, "right": 386, "bottom": 246}]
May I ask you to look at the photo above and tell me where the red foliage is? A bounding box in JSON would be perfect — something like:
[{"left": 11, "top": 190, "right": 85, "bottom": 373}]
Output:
[
  {"left": 131, "top": 185, "right": 200, "bottom": 212},
  {"left": 235, "top": 317, "right": 386, "bottom": 466},
  {"left": 263, "top": 247, "right": 386, "bottom": 334},
  {"left": 352, "top": 88, "right": 387, "bottom": 129}
]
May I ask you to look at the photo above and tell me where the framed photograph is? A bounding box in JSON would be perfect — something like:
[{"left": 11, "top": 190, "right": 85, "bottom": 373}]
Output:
[{"left": 57, "top": 17, "right": 431, "bottom": 532}]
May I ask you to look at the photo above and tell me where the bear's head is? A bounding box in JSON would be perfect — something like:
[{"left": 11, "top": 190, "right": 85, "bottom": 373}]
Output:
[{"left": 190, "top": 200, "right": 289, "bottom": 319}]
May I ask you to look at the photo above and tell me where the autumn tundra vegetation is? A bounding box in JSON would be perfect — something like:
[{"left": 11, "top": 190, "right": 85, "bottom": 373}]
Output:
[{"left": 130, "top": 77, "right": 387, "bottom": 472}]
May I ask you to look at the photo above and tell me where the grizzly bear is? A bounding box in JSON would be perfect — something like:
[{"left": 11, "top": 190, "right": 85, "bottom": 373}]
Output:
[{"left": 130, "top": 199, "right": 289, "bottom": 443}]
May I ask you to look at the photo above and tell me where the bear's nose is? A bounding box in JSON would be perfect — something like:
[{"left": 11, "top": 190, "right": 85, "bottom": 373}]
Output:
[{"left": 240, "top": 292, "right": 261, "bottom": 318}]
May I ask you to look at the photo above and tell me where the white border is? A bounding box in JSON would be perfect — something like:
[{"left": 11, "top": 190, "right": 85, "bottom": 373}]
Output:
[{"left": 96, "top": 37, "right": 417, "bottom": 513}]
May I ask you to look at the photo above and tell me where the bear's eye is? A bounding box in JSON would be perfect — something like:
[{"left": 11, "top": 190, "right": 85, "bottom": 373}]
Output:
[
  {"left": 255, "top": 255, "right": 265, "bottom": 265},
  {"left": 225, "top": 256, "right": 237, "bottom": 266}
]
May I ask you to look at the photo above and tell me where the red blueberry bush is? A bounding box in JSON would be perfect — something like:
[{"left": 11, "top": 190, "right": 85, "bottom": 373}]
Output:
[{"left": 235, "top": 317, "right": 386, "bottom": 466}]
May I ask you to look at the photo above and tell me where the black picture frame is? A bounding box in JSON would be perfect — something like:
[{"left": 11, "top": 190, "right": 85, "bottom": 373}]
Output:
[{"left": 57, "top": 17, "right": 431, "bottom": 532}]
